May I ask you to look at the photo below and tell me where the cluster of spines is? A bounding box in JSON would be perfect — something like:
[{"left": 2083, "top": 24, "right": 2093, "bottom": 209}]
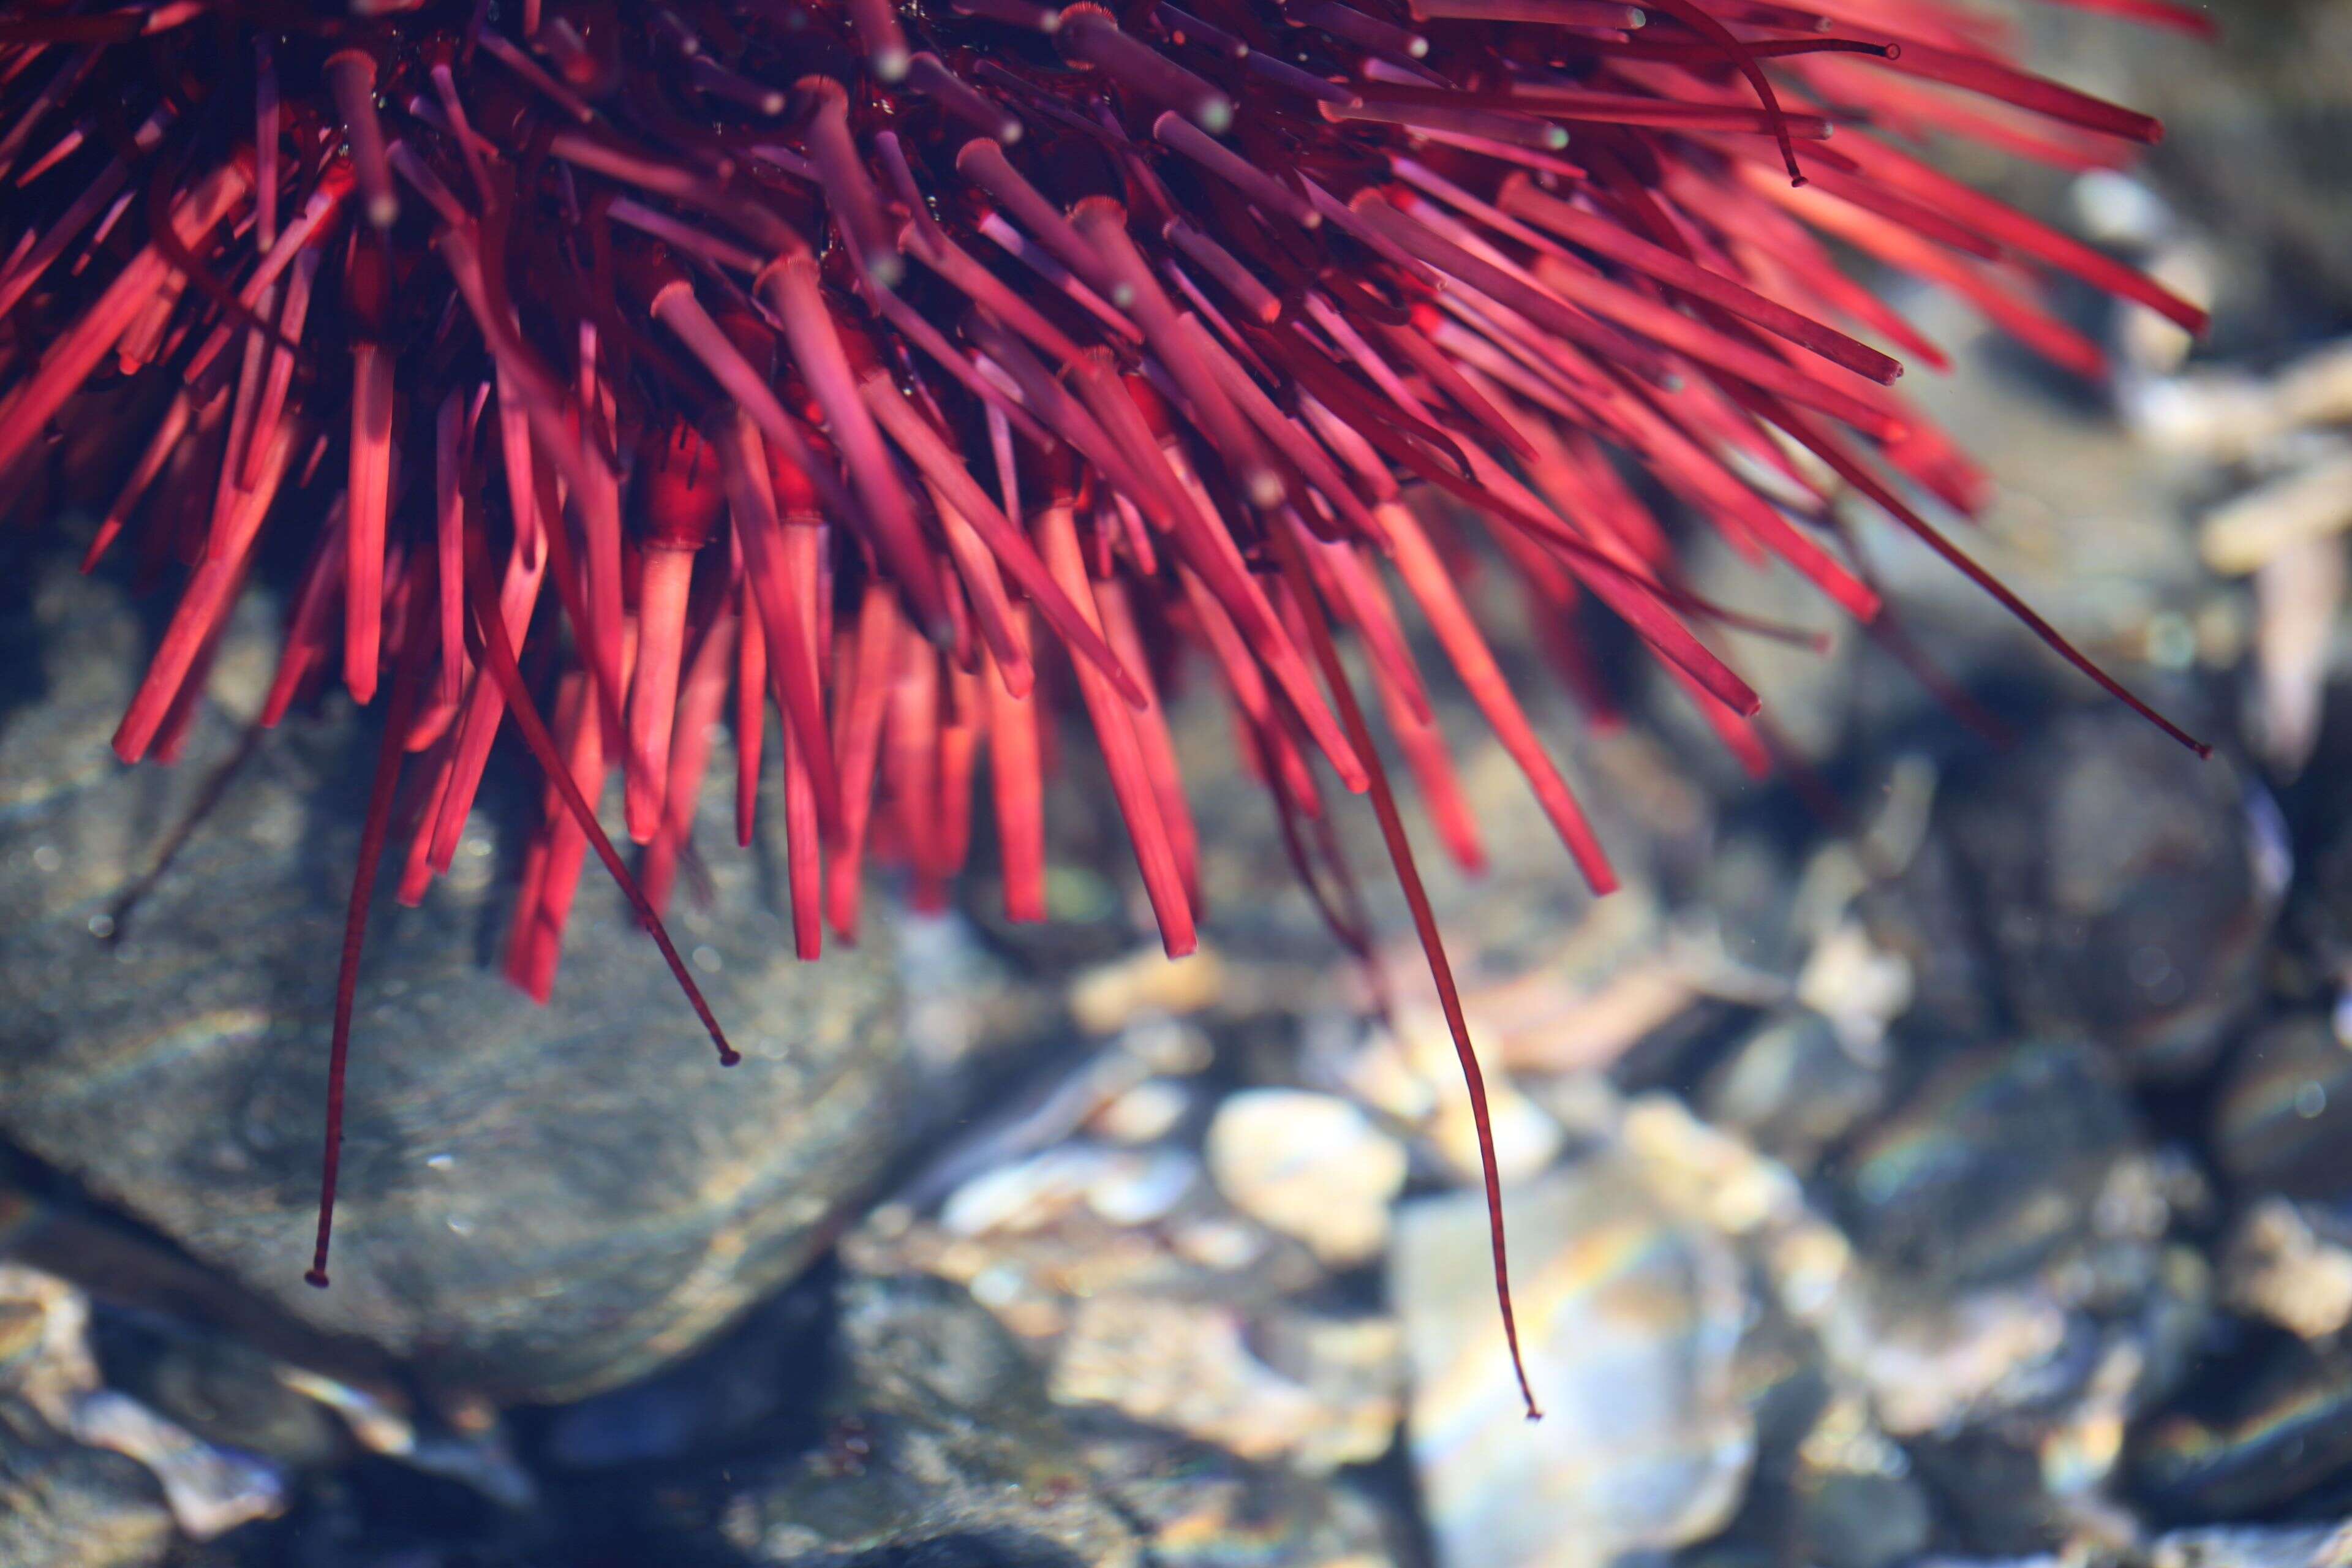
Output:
[{"left": 0, "top": 0, "right": 2212, "bottom": 1411}]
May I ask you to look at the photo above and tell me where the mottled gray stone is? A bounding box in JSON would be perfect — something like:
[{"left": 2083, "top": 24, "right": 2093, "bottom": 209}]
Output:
[
  {"left": 1700, "top": 1010, "right": 1886, "bottom": 1175},
  {"left": 0, "top": 564, "right": 960, "bottom": 1404},
  {"left": 0, "top": 1398, "right": 174, "bottom": 1568},
  {"left": 2154, "top": 1520, "right": 2352, "bottom": 1568},
  {"left": 1392, "top": 1154, "right": 1752, "bottom": 1568},
  {"left": 1838, "top": 1040, "right": 2143, "bottom": 1293},
  {"left": 1943, "top": 711, "right": 2276, "bottom": 1077},
  {"left": 673, "top": 1270, "right": 1140, "bottom": 1566},
  {"left": 650, "top": 1270, "right": 1401, "bottom": 1568},
  {"left": 2130, "top": 1342, "right": 2352, "bottom": 1520},
  {"left": 2212, "top": 1014, "right": 2352, "bottom": 1199}
]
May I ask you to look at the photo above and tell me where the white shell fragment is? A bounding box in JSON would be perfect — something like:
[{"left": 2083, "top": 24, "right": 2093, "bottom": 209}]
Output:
[{"left": 1205, "top": 1089, "right": 1408, "bottom": 1267}]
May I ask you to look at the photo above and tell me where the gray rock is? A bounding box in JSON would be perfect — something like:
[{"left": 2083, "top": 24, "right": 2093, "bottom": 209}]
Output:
[
  {"left": 1860, "top": 821, "right": 2005, "bottom": 1045},
  {"left": 105, "top": 1329, "right": 342, "bottom": 1475},
  {"left": 2213, "top": 1015, "right": 2352, "bottom": 1199},
  {"left": 2153, "top": 1520, "right": 2352, "bottom": 1568},
  {"left": 1796, "top": 1462, "right": 1934, "bottom": 1568},
  {"left": 1943, "top": 711, "right": 2276, "bottom": 1078},
  {"left": 0, "top": 564, "right": 958, "bottom": 1405},
  {"left": 1087, "top": 1427, "right": 1402, "bottom": 1568},
  {"left": 1679, "top": 828, "right": 1809, "bottom": 982},
  {"left": 0, "top": 1398, "right": 174, "bottom": 1568},
  {"left": 540, "top": 1272, "right": 832, "bottom": 1469},
  {"left": 657, "top": 1271, "right": 1141, "bottom": 1566},
  {"left": 646, "top": 1270, "right": 1398, "bottom": 1567},
  {"left": 1711, "top": 1315, "right": 1933, "bottom": 1568},
  {"left": 1700, "top": 1010, "right": 1887, "bottom": 1176},
  {"left": 2130, "top": 1341, "right": 2352, "bottom": 1520},
  {"left": 1836, "top": 1040, "right": 2144, "bottom": 1295},
  {"left": 1906, "top": 1428, "right": 2084, "bottom": 1557},
  {"left": 1391, "top": 1155, "right": 1752, "bottom": 1568}
]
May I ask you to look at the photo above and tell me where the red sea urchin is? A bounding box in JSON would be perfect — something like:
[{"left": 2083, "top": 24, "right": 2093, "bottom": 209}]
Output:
[{"left": 0, "top": 0, "right": 2212, "bottom": 1416}]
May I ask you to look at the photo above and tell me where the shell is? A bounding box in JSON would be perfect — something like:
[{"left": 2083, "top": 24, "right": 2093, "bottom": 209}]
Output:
[{"left": 1204, "top": 1090, "right": 1408, "bottom": 1268}]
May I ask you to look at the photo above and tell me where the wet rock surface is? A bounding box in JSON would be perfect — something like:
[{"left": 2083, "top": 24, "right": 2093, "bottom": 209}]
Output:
[
  {"left": 643, "top": 1272, "right": 1147, "bottom": 1567},
  {"left": 2211, "top": 1015, "right": 2352, "bottom": 1199},
  {"left": 1392, "top": 1151, "right": 1752, "bottom": 1568},
  {"left": 1937, "top": 714, "right": 2278, "bottom": 1078},
  {"left": 0, "top": 1398, "right": 175, "bottom": 1568},
  {"left": 1698, "top": 1009, "right": 1886, "bottom": 1173},
  {"left": 634, "top": 1270, "right": 1403, "bottom": 1567},
  {"left": 0, "top": 567, "right": 936, "bottom": 1407},
  {"left": 1836, "top": 1039, "right": 2143, "bottom": 1293}
]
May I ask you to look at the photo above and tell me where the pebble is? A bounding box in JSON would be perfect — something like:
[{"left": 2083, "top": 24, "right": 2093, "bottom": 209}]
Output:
[
  {"left": 1204, "top": 1089, "right": 1408, "bottom": 1268},
  {"left": 1342, "top": 1009, "right": 1566, "bottom": 1185},
  {"left": 2153, "top": 1519, "right": 2352, "bottom": 1568},
  {"left": 1392, "top": 1152, "right": 1752, "bottom": 1568},
  {"left": 2220, "top": 1196, "right": 2352, "bottom": 1339},
  {"left": 1836, "top": 1040, "right": 2146, "bottom": 1295},
  {"left": 1792, "top": 1394, "right": 1934, "bottom": 1568},
  {"left": 636, "top": 1272, "right": 1406, "bottom": 1566},
  {"left": 2132, "top": 1342, "right": 2352, "bottom": 1519},
  {"left": 853, "top": 1112, "right": 1392, "bottom": 1471},
  {"left": 1700, "top": 1011, "right": 1888, "bottom": 1175},
  {"left": 64, "top": 1392, "right": 282, "bottom": 1542},
  {"left": 0, "top": 1400, "right": 174, "bottom": 1568},
  {"left": 1048, "top": 1294, "right": 1402, "bottom": 1472},
  {"left": 2212, "top": 1014, "right": 2352, "bottom": 1197},
  {"left": 1941, "top": 712, "right": 2278, "bottom": 1078}
]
